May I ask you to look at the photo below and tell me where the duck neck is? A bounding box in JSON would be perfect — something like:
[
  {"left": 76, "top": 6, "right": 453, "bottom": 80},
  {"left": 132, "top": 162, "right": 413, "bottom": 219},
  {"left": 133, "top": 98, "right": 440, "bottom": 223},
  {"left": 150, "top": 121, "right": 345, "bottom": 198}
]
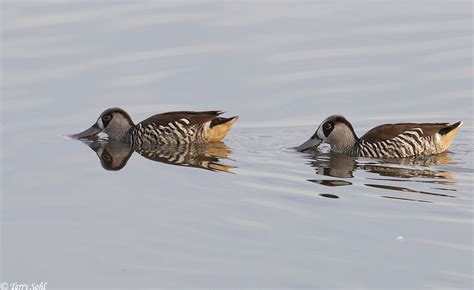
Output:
[
  {"left": 124, "top": 126, "right": 136, "bottom": 143},
  {"left": 331, "top": 126, "right": 359, "bottom": 154},
  {"left": 332, "top": 136, "right": 359, "bottom": 154},
  {"left": 104, "top": 117, "right": 135, "bottom": 143}
]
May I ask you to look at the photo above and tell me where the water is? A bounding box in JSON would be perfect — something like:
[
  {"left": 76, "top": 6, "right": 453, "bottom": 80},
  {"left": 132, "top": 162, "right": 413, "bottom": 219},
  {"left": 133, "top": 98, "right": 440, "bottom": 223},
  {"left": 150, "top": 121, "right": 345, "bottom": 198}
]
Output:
[{"left": 1, "top": 0, "right": 473, "bottom": 288}]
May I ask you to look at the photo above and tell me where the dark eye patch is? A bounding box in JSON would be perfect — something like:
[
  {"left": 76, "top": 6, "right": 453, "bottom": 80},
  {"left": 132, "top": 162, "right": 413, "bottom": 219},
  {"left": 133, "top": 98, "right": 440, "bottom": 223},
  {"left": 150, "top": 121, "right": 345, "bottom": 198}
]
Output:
[
  {"left": 322, "top": 121, "right": 334, "bottom": 137},
  {"left": 102, "top": 114, "right": 112, "bottom": 126}
]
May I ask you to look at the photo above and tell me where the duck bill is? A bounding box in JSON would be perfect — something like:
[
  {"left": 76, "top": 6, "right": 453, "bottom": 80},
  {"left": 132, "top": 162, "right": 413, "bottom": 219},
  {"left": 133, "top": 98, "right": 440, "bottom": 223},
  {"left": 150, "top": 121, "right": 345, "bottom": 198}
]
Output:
[
  {"left": 296, "top": 137, "right": 322, "bottom": 152},
  {"left": 70, "top": 123, "right": 101, "bottom": 139}
]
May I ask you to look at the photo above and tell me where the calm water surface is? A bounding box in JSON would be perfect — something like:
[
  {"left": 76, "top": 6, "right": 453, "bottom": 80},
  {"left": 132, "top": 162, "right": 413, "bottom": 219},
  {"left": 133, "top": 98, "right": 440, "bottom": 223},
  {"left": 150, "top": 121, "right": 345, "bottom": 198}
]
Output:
[{"left": 1, "top": 0, "right": 473, "bottom": 288}]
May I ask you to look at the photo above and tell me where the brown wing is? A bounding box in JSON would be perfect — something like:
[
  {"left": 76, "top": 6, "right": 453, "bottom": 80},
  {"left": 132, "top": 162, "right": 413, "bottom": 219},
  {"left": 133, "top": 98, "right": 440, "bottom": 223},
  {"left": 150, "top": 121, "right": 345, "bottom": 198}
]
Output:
[
  {"left": 139, "top": 111, "right": 223, "bottom": 127},
  {"left": 360, "top": 123, "right": 449, "bottom": 143}
]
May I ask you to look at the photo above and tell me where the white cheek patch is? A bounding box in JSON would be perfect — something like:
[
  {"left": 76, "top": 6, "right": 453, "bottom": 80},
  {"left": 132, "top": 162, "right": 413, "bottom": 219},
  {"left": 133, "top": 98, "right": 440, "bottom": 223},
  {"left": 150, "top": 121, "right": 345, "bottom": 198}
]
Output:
[
  {"left": 97, "top": 118, "right": 104, "bottom": 129},
  {"left": 317, "top": 127, "right": 324, "bottom": 139}
]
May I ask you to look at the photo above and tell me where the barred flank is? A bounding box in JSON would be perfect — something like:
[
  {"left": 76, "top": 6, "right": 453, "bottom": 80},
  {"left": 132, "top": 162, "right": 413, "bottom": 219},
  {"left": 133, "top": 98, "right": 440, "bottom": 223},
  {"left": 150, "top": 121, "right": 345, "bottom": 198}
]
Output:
[{"left": 357, "top": 128, "right": 442, "bottom": 158}]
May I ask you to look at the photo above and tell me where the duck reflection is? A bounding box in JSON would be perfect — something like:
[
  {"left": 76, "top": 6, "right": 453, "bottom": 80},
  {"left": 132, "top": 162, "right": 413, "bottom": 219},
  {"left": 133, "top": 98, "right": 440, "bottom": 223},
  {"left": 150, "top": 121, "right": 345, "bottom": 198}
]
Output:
[
  {"left": 86, "top": 139, "right": 133, "bottom": 171},
  {"left": 79, "top": 139, "right": 234, "bottom": 172},
  {"left": 307, "top": 153, "right": 357, "bottom": 179},
  {"left": 303, "top": 151, "right": 456, "bottom": 202},
  {"left": 305, "top": 151, "right": 453, "bottom": 180},
  {"left": 363, "top": 153, "right": 454, "bottom": 180}
]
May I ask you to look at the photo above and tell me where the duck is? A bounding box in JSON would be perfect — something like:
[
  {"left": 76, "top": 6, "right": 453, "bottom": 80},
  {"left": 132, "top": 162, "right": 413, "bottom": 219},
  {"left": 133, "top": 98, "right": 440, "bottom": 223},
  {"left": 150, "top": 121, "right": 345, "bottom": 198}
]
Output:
[
  {"left": 71, "top": 107, "right": 238, "bottom": 148},
  {"left": 296, "top": 115, "right": 462, "bottom": 158}
]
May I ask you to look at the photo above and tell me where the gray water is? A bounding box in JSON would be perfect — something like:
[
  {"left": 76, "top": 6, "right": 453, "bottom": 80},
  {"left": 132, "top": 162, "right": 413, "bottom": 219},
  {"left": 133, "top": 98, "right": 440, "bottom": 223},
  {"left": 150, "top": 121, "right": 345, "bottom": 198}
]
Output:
[{"left": 1, "top": 0, "right": 473, "bottom": 289}]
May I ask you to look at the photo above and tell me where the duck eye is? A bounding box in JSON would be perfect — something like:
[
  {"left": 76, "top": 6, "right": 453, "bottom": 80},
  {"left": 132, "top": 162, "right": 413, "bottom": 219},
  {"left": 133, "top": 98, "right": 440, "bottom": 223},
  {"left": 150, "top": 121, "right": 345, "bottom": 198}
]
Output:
[
  {"left": 323, "top": 122, "right": 332, "bottom": 130},
  {"left": 102, "top": 153, "right": 112, "bottom": 162},
  {"left": 102, "top": 114, "right": 112, "bottom": 122}
]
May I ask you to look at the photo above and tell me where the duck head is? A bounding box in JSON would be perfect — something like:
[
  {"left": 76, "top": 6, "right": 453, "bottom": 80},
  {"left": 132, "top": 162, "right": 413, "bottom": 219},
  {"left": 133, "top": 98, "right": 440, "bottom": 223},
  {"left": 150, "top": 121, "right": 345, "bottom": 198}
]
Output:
[
  {"left": 296, "top": 115, "right": 358, "bottom": 153},
  {"left": 71, "top": 107, "right": 134, "bottom": 141}
]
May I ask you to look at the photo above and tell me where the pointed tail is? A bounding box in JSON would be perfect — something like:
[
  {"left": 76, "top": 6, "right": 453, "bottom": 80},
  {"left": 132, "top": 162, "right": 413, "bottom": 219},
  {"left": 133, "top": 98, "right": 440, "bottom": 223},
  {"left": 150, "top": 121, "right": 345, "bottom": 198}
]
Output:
[
  {"left": 206, "top": 116, "right": 239, "bottom": 142},
  {"left": 439, "top": 121, "right": 462, "bottom": 149}
]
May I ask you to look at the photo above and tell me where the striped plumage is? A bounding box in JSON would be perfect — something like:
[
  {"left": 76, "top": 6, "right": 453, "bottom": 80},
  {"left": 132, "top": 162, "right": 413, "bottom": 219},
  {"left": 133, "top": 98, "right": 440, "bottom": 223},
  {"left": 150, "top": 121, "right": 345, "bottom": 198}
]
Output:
[
  {"left": 351, "top": 128, "right": 446, "bottom": 158},
  {"left": 129, "top": 117, "right": 201, "bottom": 146},
  {"left": 72, "top": 108, "right": 238, "bottom": 148},
  {"left": 296, "top": 115, "right": 462, "bottom": 158}
]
